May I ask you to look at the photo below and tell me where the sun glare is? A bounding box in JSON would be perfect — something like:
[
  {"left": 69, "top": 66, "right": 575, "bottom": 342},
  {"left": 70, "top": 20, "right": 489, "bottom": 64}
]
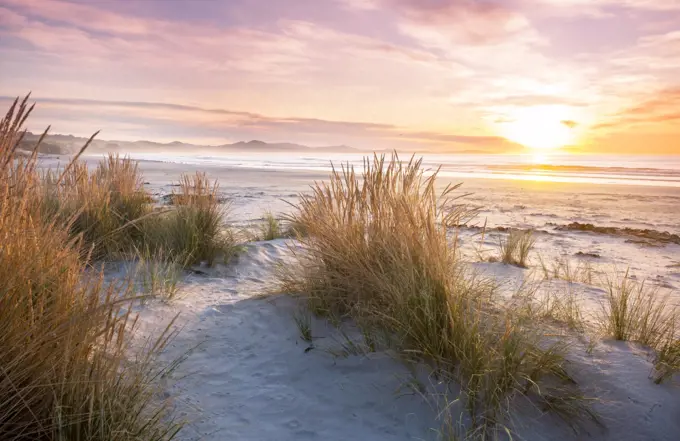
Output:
[{"left": 501, "top": 106, "right": 576, "bottom": 150}]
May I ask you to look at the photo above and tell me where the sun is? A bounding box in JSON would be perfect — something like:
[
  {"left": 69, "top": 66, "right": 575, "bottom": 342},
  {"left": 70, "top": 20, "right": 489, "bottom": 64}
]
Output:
[{"left": 500, "top": 106, "right": 576, "bottom": 150}]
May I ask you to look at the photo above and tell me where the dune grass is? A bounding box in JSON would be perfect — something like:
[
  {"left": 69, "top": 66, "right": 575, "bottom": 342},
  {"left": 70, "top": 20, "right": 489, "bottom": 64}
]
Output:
[
  {"left": 293, "top": 309, "right": 313, "bottom": 343},
  {"left": 260, "top": 210, "right": 283, "bottom": 240},
  {"left": 597, "top": 272, "right": 679, "bottom": 382},
  {"left": 41, "top": 151, "right": 233, "bottom": 267},
  {"left": 498, "top": 229, "right": 535, "bottom": 267},
  {"left": 516, "top": 283, "right": 587, "bottom": 335},
  {"left": 132, "top": 246, "right": 187, "bottom": 302},
  {"left": 538, "top": 255, "right": 595, "bottom": 284},
  {"left": 284, "top": 217, "right": 309, "bottom": 238},
  {"left": 42, "top": 154, "right": 154, "bottom": 260},
  {"left": 0, "top": 96, "right": 182, "bottom": 440},
  {"left": 137, "top": 172, "right": 235, "bottom": 267},
  {"left": 598, "top": 272, "right": 676, "bottom": 346},
  {"left": 162, "top": 173, "right": 233, "bottom": 265},
  {"left": 654, "top": 339, "right": 680, "bottom": 384},
  {"left": 281, "top": 153, "right": 589, "bottom": 436}
]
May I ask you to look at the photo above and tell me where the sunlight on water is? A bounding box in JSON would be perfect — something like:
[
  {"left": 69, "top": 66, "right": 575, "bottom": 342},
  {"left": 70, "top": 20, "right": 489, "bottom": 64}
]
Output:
[
  {"left": 120, "top": 152, "right": 680, "bottom": 188},
  {"left": 531, "top": 152, "right": 549, "bottom": 164}
]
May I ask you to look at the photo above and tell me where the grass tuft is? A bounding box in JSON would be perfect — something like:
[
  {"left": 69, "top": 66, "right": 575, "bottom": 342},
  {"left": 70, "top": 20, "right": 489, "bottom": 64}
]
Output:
[
  {"left": 281, "top": 153, "right": 589, "bottom": 435},
  {"left": 260, "top": 210, "right": 283, "bottom": 240},
  {"left": 0, "top": 95, "right": 182, "bottom": 440},
  {"left": 133, "top": 246, "right": 186, "bottom": 302},
  {"left": 293, "top": 308, "right": 313, "bottom": 343},
  {"left": 146, "top": 172, "right": 234, "bottom": 266},
  {"left": 498, "top": 229, "right": 535, "bottom": 267},
  {"left": 42, "top": 154, "right": 153, "bottom": 260},
  {"left": 539, "top": 255, "right": 595, "bottom": 284},
  {"left": 654, "top": 338, "right": 680, "bottom": 384},
  {"left": 285, "top": 217, "right": 309, "bottom": 237},
  {"left": 597, "top": 271, "right": 679, "bottom": 383},
  {"left": 598, "top": 272, "right": 676, "bottom": 346}
]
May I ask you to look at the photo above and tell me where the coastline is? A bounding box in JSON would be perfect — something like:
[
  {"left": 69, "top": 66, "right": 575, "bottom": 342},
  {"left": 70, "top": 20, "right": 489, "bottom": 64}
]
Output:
[{"left": 20, "top": 151, "right": 680, "bottom": 440}]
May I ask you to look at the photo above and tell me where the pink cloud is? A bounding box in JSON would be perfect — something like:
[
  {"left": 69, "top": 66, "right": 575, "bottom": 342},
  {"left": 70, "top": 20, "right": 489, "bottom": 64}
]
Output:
[
  {"left": 2, "top": 0, "right": 680, "bottom": 154},
  {"left": 593, "top": 87, "right": 680, "bottom": 131},
  {"left": 1, "top": 0, "right": 153, "bottom": 35},
  {"left": 0, "top": 96, "right": 519, "bottom": 151},
  {"left": 0, "top": 6, "right": 26, "bottom": 27},
  {"left": 345, "top": 0, "right": 540, "bottom": 47}
]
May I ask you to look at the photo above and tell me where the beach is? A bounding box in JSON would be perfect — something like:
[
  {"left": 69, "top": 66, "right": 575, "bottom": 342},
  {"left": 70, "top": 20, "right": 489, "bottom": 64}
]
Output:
[
  {"left": 5, "top": 0, "right": 680, "bottom": 437},
  {"left": 47, "top": 152, "right": 678, "bottom": 441}
]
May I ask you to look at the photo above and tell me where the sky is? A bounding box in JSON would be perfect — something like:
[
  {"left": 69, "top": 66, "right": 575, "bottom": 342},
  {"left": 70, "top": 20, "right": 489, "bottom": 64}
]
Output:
[{"left": 0, "top": 0, "right": 679, "bottom": 154}]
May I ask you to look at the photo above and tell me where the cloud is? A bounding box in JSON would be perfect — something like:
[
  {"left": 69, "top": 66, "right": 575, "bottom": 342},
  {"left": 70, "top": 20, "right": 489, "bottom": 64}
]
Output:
[
  {"left": 593, "top": 88, "right": 680, "bottom": 130},
  {"left": 0, "top": 96, "right": 517, "bottom": 152},
  {"left": 530, "top": 0, "right": 680, "bottom": 16},
  {"left": 388, "top": 0, "right": 537, "bottom": 46},
  {"left": 336, "top": 0, "right": 380, "bottom": 10},
  {"left": 2, "top": 0, "right": 680, "bottom": 154},
  {"left": 1, "top": 0, "right": 163, "bottom": 35}
]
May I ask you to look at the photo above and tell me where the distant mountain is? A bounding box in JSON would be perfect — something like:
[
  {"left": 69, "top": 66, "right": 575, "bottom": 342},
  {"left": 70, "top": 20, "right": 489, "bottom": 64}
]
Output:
[
  {"left": 17, "top": 138, "right": 67, "bottom": 155},
  {"left": 219, "top": 140, "right": 358, "bottom": 153},
  {"left": 20, "top": 132, "right": 504, "bottom": 156},
  {"left": 20, "top": 132, "right": 368, "bottom": 155}
]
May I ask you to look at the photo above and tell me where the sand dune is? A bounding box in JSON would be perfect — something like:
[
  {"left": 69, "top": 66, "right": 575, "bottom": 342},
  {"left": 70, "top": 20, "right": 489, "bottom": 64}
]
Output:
[
  {"left": 131, "top": 241, "right": 437, "bottom": 441},
  {"left": 124, "top": 239, "right": 680, "bottom": 441},
  {"left": 33, "top": 155, "right": 680, "bottom": 440}
]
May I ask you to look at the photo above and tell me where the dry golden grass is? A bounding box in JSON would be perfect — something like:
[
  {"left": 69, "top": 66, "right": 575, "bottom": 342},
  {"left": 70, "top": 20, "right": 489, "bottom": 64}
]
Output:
[
  {"left": 281, "top": 153, "right": 590, "bottom": 436},
  {"left": 538, "top": 255, "right": 595, "bottom": 285},
  {"left": 597, "top": 272, "right": 679, "bottom": 382},
  {"left": 42, "top": 154, "right": 154, "bottom": 260},
  {"left": 132, "top": 245, "right": 187, "bottom": 302},
  {"left": 498, "top": 229, "right": 535, "bottom": 267},
  {"left": 157, "top": 172, "right": 234, "bottom": 266},
  {"left": 260, "top": 210, "right": 283, "bottom": 241},
  {"left": 40, "top": 154, "right": 232, "bottom": 267},
  {"left": 598, "top": 272, "right": 676, "bottom": 346},
  {"left": 654, "top": 338, "right": 680, "bottom": 384},
  {"left": 0, "top": 96, "right": 182, "bottom": 440}
]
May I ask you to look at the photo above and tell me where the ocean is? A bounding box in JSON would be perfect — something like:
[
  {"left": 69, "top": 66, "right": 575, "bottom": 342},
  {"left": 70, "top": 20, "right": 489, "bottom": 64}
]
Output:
[{"left": 125, "top": 152, "right": 680, "bottom": 188}]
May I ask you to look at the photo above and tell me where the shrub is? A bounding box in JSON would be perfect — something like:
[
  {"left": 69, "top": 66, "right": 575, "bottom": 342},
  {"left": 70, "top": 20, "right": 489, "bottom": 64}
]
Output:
[
  {"left": 0, "top": 96, "right": 181, "bottom": 440},
  {"left": 281, "top": 153, "right": 585, "bottom": 435}
]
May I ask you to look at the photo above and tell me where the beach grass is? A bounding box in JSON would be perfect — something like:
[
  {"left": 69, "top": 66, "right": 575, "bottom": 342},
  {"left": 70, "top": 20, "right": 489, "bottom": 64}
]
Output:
[
  {"left": 260, "top": 210, "right": 283, "bottom": 240},
  {"left": 42, "top": 152, "right": 233, "bottom": 267},
  {"left": 538, "top": 255, "right": 595, "bottom": 284},
  {"left": 132, "top": 245, "right": 187, "bottom": 302},
  {"left": 293, "top": 308, "right": 313, "bottom": 343},
  {"left": 499, "top": 229, "right": 535, "bottom": 267},
  {"left": 41, "top": 154, "right": 154, "bottom": 260},
  {"left": 284, "top": 217, "right": 309, "bottom": 238},
  {"left": 654, "top": 338, "right": 680, "bottom": 384},
  {"left": 597, "top": 272, "right": 679, "bottom": 382},
  {"left": 0, "top": 96, "right": 182, "bottom": 440},
  {"left": 145, "top": 172, "right": 234, "bottom": 266},
  {"left": 280, "top": 153, "right": 588, "bottom": 435},
  {"left": 598, "top": 272, "right": 676, "bottom": 347}
]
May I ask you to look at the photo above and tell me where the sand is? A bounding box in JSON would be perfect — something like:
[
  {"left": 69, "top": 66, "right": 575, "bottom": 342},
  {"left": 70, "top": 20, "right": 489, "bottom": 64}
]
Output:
[{"left": 44, "top": 154, "right": 680, "bottom": 440}]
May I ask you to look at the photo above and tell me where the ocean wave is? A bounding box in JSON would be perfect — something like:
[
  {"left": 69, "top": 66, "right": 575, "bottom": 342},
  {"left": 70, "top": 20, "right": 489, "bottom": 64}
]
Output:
[{"left": 487, "top": 163, "right": 680, "bottom": 177}]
